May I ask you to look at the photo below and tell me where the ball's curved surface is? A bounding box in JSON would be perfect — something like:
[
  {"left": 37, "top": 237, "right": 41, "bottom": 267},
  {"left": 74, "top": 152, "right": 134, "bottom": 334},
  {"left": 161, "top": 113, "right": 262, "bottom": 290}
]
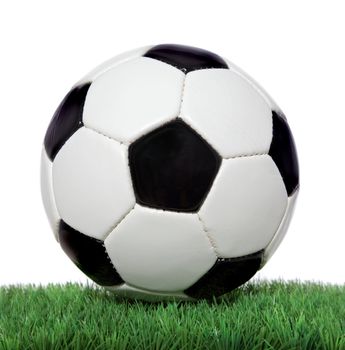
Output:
[{"left": 41, "top": 44, "right": 299, "bottom": 300}]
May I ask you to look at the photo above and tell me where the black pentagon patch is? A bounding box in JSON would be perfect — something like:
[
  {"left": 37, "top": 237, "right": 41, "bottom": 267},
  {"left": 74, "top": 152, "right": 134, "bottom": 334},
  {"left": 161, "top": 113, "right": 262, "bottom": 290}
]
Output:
[
  {"left": 184, "top": 251, "right": 263, "bottom": 299},
  {"left": 269, "top": 111, "right": 299, "bottom": 196},
  {"left": 58, "top": 220, "right": 123, "bottom": 287},
  {"left": 44, "top": 82, "right": 91, "bottom": 161},
  {"left": 144, "top": 44, "right": 228, "bottom": 73},
  {"left": 129, "top": 119, "right": 221, "bottom": 212}
]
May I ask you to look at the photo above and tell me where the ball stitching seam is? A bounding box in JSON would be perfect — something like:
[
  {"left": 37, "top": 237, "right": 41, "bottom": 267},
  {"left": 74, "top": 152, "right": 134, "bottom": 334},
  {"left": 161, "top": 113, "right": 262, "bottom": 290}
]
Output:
[{"left": 197, "top": 213, "right": 219, "bottom": 257}]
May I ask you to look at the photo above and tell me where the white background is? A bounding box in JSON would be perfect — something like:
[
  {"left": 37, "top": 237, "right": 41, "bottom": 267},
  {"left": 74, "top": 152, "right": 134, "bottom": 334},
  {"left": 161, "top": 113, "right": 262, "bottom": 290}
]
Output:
[{"left": 0, "top": 0, "right": 344, "bottom": 286}]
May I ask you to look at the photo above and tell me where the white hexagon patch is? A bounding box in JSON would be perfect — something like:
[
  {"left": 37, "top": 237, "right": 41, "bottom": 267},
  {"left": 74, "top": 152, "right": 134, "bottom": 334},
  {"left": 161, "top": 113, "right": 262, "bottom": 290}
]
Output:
[
  {"left": 41, "top": 147, "right": 60, "bottom": 241},
  {"left": 83, "top": 57, "right": 185, "bottom": 143},
  {"left": 199, "top": 155, "right": 287, "bottom": 258},
  {"left": 52, "top": 127, "right": 135, "bottom": 240},
  {"left": 105, "top": 205, "right": 217, "bottom": 292},
  {"left": 181, "top": 69, "right": 272, "bottom": 158}
]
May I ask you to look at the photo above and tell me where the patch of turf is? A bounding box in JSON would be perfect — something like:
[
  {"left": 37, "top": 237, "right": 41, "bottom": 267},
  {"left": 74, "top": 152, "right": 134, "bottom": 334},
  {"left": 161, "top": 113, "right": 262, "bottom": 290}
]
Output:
[{"left": 0, "top": 281, "right": 344, "bottom": 349}]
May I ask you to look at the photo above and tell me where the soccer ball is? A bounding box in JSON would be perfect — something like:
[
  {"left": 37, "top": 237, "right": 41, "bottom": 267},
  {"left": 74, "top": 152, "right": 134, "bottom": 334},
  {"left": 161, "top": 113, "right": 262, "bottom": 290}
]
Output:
[{"left": 41, "top": 44, "right": 299, "bottom": 300}]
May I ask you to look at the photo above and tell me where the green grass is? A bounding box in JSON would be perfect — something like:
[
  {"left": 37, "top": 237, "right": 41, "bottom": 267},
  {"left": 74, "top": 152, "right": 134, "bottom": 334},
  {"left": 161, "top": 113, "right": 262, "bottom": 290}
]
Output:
[{"left": 0, "top": 281, "right": 344, "bottom": 350}]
